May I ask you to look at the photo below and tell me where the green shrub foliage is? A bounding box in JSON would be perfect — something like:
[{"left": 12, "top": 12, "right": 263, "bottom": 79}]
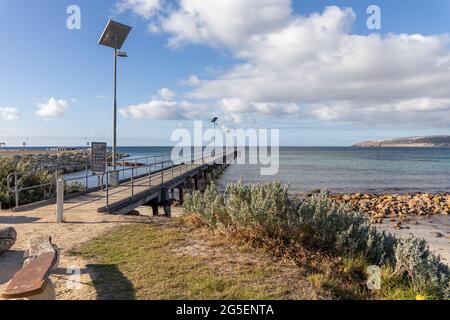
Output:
[
  {"left": 0, "top": 157, "right": 83, "bottom": 208},
  {"left": 394, "top": 237, "right": 450, "bottom": 298},
  {"left": 184, "top": 181, "right": 450, "bottom": 299}
]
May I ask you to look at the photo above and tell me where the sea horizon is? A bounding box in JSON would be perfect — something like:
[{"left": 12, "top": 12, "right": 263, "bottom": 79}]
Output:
[
  {"left": 7, "top": 146, "right": 444, "bottom": 195},
  {"left": 3, "top": 145, "right": 450, "bottom": 149}
]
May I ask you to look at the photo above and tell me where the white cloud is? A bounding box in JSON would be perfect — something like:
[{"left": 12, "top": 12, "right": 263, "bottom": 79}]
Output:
[
  {"left": 148, "top": 23, "right": 161, "bottom": 34},
  {"left": 119, "top": 98, "right": 198, "bottom": 120},
  {"left": 219, "top": 98, "right": 299, "bottom": 116},
  {"left": 36, "top": 98, "right": 70, "bottom": 119},
  {"left": 219, "top": 98, "right": 251, "bottom": 113},
  {"left": 311, "top": 98, "right": 450, "bottom": 126},
  {"left": 161, "top": 0, "right": 292, "bottom": 48},
  {"left": 0, "top": 107, "right": 20, "bottom": 121},
  {"left": 158, "top": 88, "right": 175, "bottom": 100},
  {"left": 120, "top": 1, "right": 450, "bottom": 126},
  {"left": 120, "top": 90, "right": 299, "bottom": 126},
  {"left": 116, "top": 0, "right": 163, "bottom": 18},
  {"left": 180, "top": 75, "right": 201, "bottom": 86}
]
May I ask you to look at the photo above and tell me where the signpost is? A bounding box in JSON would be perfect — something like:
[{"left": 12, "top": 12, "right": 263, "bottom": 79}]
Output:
[{"left": 91, "top": 142, "right": 107, "bottom": 174}]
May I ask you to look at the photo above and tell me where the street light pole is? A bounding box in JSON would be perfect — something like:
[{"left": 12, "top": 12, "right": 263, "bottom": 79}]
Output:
[
  {"left": 98, "top": 20, "right": 132, "bottom": 173},
  {"left": 211, "top": 117, "right": 218, "bottom": 157},
  {"left": 112, "top": 48, "right": 118, "bottom": 169}
]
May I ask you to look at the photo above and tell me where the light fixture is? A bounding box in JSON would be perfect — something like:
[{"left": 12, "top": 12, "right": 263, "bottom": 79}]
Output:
[
  {"left": 98, "top": 20, "right": 132, "bottom": 171},
  {"left": 211, "top": 117, "right": 218, "bottom": 156}
]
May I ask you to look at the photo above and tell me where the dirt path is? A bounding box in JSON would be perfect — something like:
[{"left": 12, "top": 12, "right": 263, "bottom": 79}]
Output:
[{"left": 0, "top": 206, "right": 157, "bottom": 300}]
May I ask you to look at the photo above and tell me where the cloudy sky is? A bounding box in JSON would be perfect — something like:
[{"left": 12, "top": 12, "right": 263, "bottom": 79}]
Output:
[{"left": 1, "top": 0, "right": 450, "bottom": 146}]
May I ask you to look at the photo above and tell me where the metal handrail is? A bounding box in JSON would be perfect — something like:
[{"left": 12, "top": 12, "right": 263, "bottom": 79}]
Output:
[
  {"left": 6, "top": 152, "right": 183, "bottom": 208},
  {"left": 6, "top": 149, "right": 232, "bottom": 209},
  {"left": 99, "top": 158, "right": 174, "bottom": 190},
  {"left": 102, "top": 151, "right": 229, "bottom": 210},
  {"left": 6, "top": 153, "right": 172, "bottom": 191}
]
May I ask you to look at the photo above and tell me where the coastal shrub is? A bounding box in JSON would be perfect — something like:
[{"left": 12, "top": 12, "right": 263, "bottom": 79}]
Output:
[
  {"left": 183, "top": 183, "right": 226, "bottom": 226},
  {"left": 184, "top": 181, "right": 450, "bottom": 299},
  {"left": 0, "top": 158, "right": 16, "bottom": 207},
  {"left": 224, "top": 181, "right": 300, "bottom": 240},
  {"left": 65, "top": 181, "right": 85, "bottom": 195},
  {"left": 394, "top": 237, "right": 450, "bottom": 298},
  {"left": 1, "top": 156, "right": 88, "bottom": 208},
  {"left": 0, "top": 157, "right": 56, "bottom": 208},
  {"left": 297, "top": 193, "right": 396, "bottom": 265},
  {"left": 186, "top": 181, "right": 395, "bottom": 265}
]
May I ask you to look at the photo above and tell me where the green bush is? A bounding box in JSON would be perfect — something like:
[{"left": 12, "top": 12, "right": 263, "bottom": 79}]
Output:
[
  {"left": 394, "top": 237, "right": 450, "bottom": 298},
  {"left": 183, "top": 183, "right": 225, "bottom": 226},
  {"left": 0, "top": 157, "right": 80, "bottom": 208},
  {"left": 224, "top": 181, "right": 298, "bottom": 239},
  {"left": 184, "top": 181, "right": 450, "bottom": 299},
  {"left": 296, "top": 193, "right": 396, "bottom": 265},
  {"left": 0, "top": 158, "right": 16, "bottom": 207}
]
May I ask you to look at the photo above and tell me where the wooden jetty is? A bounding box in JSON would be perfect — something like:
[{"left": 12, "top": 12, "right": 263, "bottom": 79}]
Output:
[{"left": 9, "top": 151, "right": 237, "bottom": 217}]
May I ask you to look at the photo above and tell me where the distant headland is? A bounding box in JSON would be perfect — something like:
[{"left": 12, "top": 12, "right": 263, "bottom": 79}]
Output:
[{"left": 353, "top": 136, "right": 450, "bottom": 147}]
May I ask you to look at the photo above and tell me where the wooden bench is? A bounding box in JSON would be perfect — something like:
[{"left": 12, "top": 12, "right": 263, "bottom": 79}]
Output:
[{"left": 1, "top": 236, "right": 59, "bottom": 300}]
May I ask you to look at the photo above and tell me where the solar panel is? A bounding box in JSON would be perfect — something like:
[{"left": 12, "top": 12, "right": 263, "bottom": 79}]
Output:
[{"left": 98, "top": 20, "right": 132, "bottom": 50}]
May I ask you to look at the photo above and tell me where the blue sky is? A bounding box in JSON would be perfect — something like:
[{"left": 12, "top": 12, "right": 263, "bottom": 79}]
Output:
[{"left": 0, "top": 0, "right": 450, "bottom": 146}]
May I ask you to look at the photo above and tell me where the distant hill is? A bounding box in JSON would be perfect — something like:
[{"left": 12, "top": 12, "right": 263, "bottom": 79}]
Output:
[{"left": 353, "top": 136, "right": 450, "bottom": 147}]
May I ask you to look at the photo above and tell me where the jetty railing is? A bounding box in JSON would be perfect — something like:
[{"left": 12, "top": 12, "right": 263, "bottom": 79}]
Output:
[
  {"left": 6, "top": 151, "right": 231, "bottom": 209},
  {"left": 101, "top": 151, "right": 229, "bottom": 210},
  {"left": 6, "top": 153, "right": 179, "bottom": 209}
]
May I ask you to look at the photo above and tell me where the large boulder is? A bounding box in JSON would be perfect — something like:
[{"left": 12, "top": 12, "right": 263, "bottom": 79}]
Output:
[{"left": 0, "top": 227, "right": 17, "bottom": 254}]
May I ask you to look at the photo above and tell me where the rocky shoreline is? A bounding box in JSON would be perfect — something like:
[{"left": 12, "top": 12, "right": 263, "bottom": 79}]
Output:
[
  {"left": 330, "top": 193, "right": 450, "bottom": 225},
  {"left": 11, "top": 151, "right": 90, "bottom": 173},
  {"left": 3, "top": 150, "right": 129, "bottom": 173}
]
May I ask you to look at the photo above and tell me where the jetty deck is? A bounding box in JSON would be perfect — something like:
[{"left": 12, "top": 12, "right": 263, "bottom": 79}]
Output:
[{"left": 11, "top": 151, "right": 237, "bottom": 216}]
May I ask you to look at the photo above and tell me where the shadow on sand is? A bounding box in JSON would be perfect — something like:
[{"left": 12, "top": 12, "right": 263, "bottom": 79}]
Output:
[
  {"left": 0, "top": 216, "right": 41, "bottom": 224},
  {"left": 0, "top": 250, "right": 25, "bottom": 286},
  {"left": 86, "top": 264, "right": 136, "bottom": 300}
]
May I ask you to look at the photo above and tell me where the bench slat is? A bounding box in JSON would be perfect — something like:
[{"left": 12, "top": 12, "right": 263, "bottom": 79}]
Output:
[{"left": 1, "top": 236, "right": 59, "bottom": 299}]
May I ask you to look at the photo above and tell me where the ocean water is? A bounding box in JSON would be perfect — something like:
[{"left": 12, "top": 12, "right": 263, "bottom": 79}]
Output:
[
  {"left": 118, "top": 147, "right": 450, "bottom": 194},
  {"left": 5, "top": 146, "right": 450, "bottom": 194}
]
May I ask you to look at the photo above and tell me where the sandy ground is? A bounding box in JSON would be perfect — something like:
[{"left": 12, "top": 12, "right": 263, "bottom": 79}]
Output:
[
  {"left": 377, "top": 215, "right": 450, "bottom": 266},
  {"left": 0, "top": 205, "right": 177, "bottom": 300}
]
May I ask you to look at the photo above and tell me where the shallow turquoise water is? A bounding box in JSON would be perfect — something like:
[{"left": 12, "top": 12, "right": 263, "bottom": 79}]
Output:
[
  {"left": 118, "top": 146, "right": 450, "bottom": 193},
  {"left": 214, "top": 147, "right": 450, "bottom": 194},
  {"left": 9, "top": 146, "right": 450, "bottom": 194}
]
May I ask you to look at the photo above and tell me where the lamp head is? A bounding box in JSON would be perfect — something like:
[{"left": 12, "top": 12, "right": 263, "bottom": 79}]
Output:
[{"left": 98, "top": 20, "right": 132, "bottom": 50}]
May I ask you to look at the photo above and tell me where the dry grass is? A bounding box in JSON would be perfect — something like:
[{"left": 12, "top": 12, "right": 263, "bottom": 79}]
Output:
[
  {"left": 69, "top": 215, "right": 422, "bottom": 300},
  {"left": 180, "top": 217, "right": 422, "bottom": 300},
  {"left": 183, "top": 182, "right": 449, "bottom": 300},
  {"left": 69, "top": 217, "right": 321, "bottom": 300}
]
